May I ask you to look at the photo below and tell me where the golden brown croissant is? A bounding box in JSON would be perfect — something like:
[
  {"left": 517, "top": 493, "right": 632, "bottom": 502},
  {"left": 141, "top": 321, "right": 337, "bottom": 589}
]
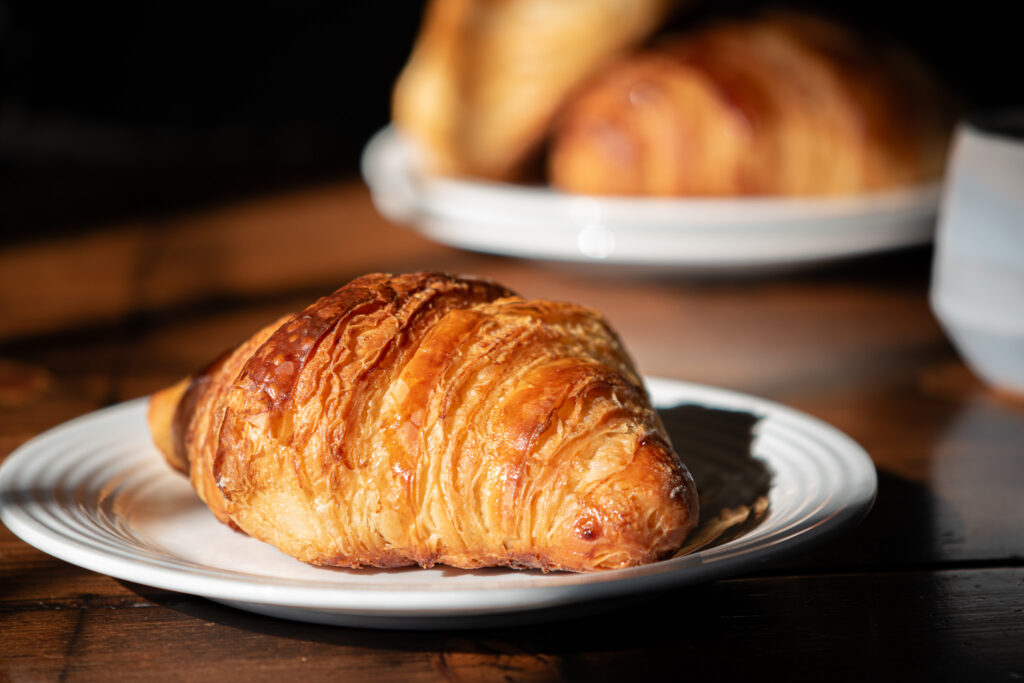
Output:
[
  {"left": 547, "top": 13, "right": 953, "bottom": 196},
  {"left": 392, "top": 0, "right": 677, "bottom": 181},
  {"left": 148, "top": 273, "right": 698, "bottom": 571}
]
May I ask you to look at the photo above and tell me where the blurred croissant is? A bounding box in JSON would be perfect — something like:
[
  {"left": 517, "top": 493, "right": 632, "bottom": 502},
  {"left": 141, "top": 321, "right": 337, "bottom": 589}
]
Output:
[
  {"left": 148, "top": 273, "right": 698, "bottom": 572},
  {"left": 392, "top": 0, "right": 677, "bottom": 181},
  {"left": 548, "top": 13, "right": 954, "bottom": 196}
]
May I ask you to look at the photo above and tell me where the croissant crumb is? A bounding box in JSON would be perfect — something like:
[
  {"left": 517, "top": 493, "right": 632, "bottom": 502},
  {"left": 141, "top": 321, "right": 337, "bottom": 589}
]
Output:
[{"left": 148, "top": 272, "right": 698, "bottom": 572}]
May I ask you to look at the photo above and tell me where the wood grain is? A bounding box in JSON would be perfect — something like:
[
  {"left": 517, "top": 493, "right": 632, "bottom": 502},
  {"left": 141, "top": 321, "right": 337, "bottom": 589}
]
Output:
[
  {"left": 0, "top": 183, "right": 479, "bottom": 342},
  {"left": 1, "top": 180, "right": 1022, "bottom": 681},
  {"left": 2, "top": 571, "right": 1020, "bottom": 681}
]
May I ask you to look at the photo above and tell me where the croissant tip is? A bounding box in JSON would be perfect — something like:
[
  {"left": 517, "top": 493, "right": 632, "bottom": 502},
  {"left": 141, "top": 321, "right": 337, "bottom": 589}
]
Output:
[{"left": 147, "top": 378, "right": 190, "bottom": 474}]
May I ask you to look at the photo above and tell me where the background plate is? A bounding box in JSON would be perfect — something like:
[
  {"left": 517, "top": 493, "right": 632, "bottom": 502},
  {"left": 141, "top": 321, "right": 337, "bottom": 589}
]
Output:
[
  {"left": 362, "top": 126, "right": 941, "bottom": 271},
  {"left": 0, "top": 378, "right": 876, "bottom": 629}
]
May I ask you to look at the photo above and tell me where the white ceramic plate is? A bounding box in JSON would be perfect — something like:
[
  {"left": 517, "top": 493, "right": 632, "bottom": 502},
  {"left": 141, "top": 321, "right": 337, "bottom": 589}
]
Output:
[
  {"left": 362, "top": 126, "right": 940, "bottom": 271},
  {"left": 0, "top": 378, "right": 875, "bottom": 629}
]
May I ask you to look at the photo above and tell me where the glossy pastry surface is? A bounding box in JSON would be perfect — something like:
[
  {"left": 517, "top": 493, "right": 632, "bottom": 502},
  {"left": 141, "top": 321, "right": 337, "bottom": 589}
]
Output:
[{"left": 148, "top": 273, "right": 698, "bottom": 572}]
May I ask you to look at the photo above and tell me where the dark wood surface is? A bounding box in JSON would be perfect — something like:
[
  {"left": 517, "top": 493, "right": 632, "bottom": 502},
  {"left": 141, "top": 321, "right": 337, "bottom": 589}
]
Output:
[{"left": 2, "top": 181, "right": 1022, "bottom": 681}]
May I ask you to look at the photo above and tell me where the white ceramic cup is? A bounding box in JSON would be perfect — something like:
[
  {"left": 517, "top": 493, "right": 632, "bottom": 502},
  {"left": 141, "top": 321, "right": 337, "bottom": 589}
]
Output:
[{"left": 930, "top": 111, "right": 1024, "bottom": 395}]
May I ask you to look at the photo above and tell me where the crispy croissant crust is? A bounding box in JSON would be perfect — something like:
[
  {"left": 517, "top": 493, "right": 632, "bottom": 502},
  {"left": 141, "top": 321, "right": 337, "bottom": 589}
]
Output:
[
  {"left": 392, "top": 0, "right": 676, "bottom": 181},
  {"left": 148, "top": 273, "right": 698, "bottom": 571},
  {"left": 548, "top": 13, "right": 953, "bottom": 196}
]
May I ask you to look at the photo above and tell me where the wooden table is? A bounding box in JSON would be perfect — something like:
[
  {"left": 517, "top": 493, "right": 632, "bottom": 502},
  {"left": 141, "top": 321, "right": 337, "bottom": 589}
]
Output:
[{"left": 2, "top": 180, "right": 1022, "bottom": 681}]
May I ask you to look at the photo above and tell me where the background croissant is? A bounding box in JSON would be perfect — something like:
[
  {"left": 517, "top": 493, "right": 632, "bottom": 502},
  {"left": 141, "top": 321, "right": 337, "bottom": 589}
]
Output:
[
  {"left": 392, "top": 0, "right": 676, "bottom": 181},
  {"left": 548, "top": 13, "right": 954, "bottom": 196},
  {"left": 148, "top": 273, "right": 698, "bottom": 572}
]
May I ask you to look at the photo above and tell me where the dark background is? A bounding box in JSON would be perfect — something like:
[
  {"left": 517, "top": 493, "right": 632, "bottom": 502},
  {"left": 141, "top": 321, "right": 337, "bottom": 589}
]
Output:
[{"left": 1, "top": 0, "right": 1019, "bottom": 241}]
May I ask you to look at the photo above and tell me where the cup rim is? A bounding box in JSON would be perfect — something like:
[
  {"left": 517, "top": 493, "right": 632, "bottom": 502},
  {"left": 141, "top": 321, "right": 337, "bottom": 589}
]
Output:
[{"left": 963, "top": 107, "right": 1024, "bottom": 141}]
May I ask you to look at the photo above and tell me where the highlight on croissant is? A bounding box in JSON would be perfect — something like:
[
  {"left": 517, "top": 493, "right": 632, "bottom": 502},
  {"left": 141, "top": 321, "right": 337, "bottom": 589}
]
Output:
[{"left": 148, "top": 272, "right": 699, "bottom": 572}]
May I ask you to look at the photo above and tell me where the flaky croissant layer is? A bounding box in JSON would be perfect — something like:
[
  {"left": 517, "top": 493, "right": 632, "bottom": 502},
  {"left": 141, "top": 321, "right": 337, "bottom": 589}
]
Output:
[{"left": 149, "top": 273, "right": 698, "bottom": 571}]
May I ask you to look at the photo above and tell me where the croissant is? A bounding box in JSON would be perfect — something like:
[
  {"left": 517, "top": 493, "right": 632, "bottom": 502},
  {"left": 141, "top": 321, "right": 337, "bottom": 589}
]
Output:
[
  {"left": 392, "top": 0, "right": 677, "bottom": 181},
  {"left": 148, "top": 273, "right": 698, "bottom": 572},
  {"left": 547, "top": 13, "right": 953, "bottom": 196}
]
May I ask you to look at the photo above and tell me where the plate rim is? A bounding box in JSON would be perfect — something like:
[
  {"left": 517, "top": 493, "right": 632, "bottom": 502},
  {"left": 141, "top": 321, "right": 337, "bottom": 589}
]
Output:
[
  {"left": 0, "top": 378, "right": 877, "bottom": 618},
  {"left": 361, "top": 126, "right": 940, "bottom": 267}
]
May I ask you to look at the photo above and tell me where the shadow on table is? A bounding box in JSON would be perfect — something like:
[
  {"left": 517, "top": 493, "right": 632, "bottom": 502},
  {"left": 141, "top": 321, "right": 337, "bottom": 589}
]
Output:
[
  {"left": 123, "top": 551, "right": 988, "bottom": 681},
  {"left": 764, "top": 467, "right": 966, "bottom": 572}
]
